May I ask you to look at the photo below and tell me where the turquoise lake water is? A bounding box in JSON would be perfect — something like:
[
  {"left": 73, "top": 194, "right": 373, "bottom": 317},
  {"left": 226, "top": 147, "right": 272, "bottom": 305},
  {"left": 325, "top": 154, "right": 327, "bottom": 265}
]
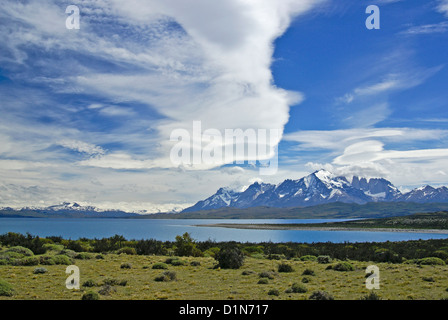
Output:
[{"left": 1, "top": 218, "right": 447, "bottom": 243}]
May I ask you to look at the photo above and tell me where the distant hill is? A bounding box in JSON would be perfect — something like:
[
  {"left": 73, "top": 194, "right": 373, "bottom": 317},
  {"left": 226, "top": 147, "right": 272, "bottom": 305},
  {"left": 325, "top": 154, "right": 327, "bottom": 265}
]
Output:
[
  {"left": 0, "top": 202, "right": 139, "bottom": 218},
  {"left": 144, "top": 202, "right": 448, "bottom": 219}
]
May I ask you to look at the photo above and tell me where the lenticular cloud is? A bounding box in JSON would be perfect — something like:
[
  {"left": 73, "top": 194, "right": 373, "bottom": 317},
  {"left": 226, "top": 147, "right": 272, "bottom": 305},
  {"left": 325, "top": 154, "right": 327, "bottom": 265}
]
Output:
[{"left": 93, "top": 0, "right": 321, "bottom": 168}]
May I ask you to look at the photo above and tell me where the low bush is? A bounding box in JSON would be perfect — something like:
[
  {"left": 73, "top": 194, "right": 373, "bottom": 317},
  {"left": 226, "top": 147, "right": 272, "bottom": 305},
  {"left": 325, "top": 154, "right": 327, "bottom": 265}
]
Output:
[
  {"left": 309, "top": 290, "right": 334, "bottom": 300},
  {"left": 53, "top": 255, "right": 73, "bottom": 265},
  {"left": 155, "top": 271, "right": 177, "bottom": 282},
  {"left": 215, "top": 246, "right": 245, "bottom": 269},
  {"left": 15, "top": 256, "right": 39, "bottom": 266},
  {"left": 417, "top": 257, "right": 445, "bottom": 266},
  {"left": 59, "top": 249, "right": 77, "bottom": 258},
  {"left": 120, "top": 262, "right": 132, "bottom": 269},
  {"left": 257, "top": 278, "right": 269, "bottom": 284},
  {"left": 267, "top": 254, "right": 286, "bottom": 260},
  {"left": 82, "top": 279, "right": 97, "bottom": 287},
  {"left": 82, "top": 291, "right": 100, "bottom": 300},
  {"left": 170, "top": 259, "right": 186, "bottom": 266},
  {"left": 75, "top": 252, "right": 93, "bottom": 260},
  {"left": 117, "top": 247, "right": 137, "bottom": 255},
  {"left": 152, "top": 262, "right": 168, "bottom": 270},
  {"left": 278, "top": 263, "right": 294, "bottom": 273},
  {"left": 0, "top": 279, "right": 14, "bottom": 297},
  {"left": 259, "top": 271, "right": 276, "bottom": 279},
  {"left": 203, "top": 247, "right": 220, "bottom": 258},
  {"left": 33, "top": 267, "right": 48, "bottom": 274},
  {"left": 190, "top": 261, "right": 201, "bottom": 266},
  {"left": 291, "top": 283, "right": 307, "bottom": 293},
  {"left": 301, "top": 277, "right": 311, "bottom": 283},
  {"left": 242, "top": 270, "right": 256, "bottom": 276},
  {"left": 98, "top": 284, "right": 116, "bottom": 296},
  {"left": 102, "top": 278, "right": 127, "bottom": 286},
  {"left": 360, "top": 291, "right": 381, "bottom": 300},
  {"left": 422, "top": 276, "right": 435, "bottom": 282},
  {"left": 7, "top": 246, "right": 34, "bottom": 257},
  {"left": 268, "top": 289, "right": 280, "bottom": 296},
  {"left": 43, "top": 244, "right": 64, "bottom": 252},
  {"left": 332, "top": 262, "right": 354, "bottom": 272},
  {"left": 317, "top": 255, "right": 332, "bottom": 264},
  {"left": 300, "top": 255, "right": 317, "bottom": 262},
  {"left": 302, "top": 268, "right": 316, "bottom": 276}
]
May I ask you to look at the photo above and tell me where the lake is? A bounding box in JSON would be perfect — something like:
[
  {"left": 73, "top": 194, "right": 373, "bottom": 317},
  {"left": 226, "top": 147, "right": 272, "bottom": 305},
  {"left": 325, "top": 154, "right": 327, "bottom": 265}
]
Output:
[{"left": 1, "top": 218, "right": 448, "bottom": 243}]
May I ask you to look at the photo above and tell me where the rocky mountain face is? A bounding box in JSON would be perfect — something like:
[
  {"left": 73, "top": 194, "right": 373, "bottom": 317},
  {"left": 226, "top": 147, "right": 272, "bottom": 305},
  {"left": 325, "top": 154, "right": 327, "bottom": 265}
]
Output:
[{"left": 183, "top": 170, "right": 448, "bottom": 212}]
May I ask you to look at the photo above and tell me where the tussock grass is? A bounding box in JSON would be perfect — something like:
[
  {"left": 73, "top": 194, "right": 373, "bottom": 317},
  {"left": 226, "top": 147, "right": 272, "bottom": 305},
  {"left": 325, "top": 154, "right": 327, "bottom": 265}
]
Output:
[{"left": 1, "top": 246, "right": 448, "bottom": 300}]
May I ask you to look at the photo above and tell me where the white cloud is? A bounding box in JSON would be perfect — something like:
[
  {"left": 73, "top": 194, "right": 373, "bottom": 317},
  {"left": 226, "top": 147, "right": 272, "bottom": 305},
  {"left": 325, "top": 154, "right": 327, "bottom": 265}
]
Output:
[
  {"left": 438, "top": 0, "right": 448, "bottom": 16},
  {"left": 286, "top": 127, "right": 448, "bottom": 186},
  {"left": 284, "top": 127, "right": 448, "bottom": 151},
  {"left": 337, "top": 67, "right": 443, "bottom": 105},
  {"left": 402, "top": 21, "right": 448, "bottom": 35},
  {"left": 59, "top": 140, "right": 106, "bottom": 156}
]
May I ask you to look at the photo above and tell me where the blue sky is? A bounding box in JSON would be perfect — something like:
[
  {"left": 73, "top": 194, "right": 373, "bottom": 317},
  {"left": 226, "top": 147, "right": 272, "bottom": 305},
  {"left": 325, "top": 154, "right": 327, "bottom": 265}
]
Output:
[{"left": 0, "top": 0, "right": 447, "bottom": 212}]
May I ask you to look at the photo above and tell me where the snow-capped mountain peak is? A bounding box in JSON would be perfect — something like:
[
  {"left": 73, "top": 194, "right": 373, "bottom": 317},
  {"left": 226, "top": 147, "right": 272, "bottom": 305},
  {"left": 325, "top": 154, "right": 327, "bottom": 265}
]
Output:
[{"left": 182, "top": 170, "right": 448, "bottom": 212}]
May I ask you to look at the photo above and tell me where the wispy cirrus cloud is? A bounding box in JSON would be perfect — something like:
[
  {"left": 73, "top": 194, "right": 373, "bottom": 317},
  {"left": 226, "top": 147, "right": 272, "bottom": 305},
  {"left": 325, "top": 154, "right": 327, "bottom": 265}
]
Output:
[{"left": 0, "top": 0, "right": 326, "bottom": 210}]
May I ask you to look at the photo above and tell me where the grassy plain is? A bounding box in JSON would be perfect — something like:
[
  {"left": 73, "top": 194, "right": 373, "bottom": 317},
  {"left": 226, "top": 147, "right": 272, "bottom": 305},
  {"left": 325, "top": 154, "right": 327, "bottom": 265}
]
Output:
[{"left": 1, "top": 251, "right": 448, "bottom": 300}]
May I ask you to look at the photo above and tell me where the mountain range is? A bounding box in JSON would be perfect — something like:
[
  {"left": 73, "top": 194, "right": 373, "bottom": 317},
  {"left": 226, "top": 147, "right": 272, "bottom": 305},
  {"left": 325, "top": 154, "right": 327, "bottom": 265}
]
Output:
[{"left": 183, "top": 169, "right": 448, "bottom": 212}]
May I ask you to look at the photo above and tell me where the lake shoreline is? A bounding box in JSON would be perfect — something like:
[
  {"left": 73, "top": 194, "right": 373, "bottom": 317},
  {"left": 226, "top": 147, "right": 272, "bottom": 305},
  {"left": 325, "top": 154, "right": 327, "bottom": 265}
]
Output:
[{"left": 197, "top": 223, "right": 448, "bottom": 234}]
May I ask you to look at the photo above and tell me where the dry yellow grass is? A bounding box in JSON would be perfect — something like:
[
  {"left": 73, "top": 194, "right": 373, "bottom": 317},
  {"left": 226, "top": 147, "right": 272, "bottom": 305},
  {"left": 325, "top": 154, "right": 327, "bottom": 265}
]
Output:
[{"left": 1, "top": 254, "right": 448, "bottom": 300}]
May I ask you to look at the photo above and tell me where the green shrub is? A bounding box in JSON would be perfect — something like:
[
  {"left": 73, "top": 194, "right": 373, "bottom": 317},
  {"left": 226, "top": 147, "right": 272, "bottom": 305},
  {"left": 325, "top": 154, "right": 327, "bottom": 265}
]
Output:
[
  {"left": 102, "top": 278, "right": 127, "bottom": 286},
  {"left": 268, "top": 254, "right": 286, "bottom": 260},
  {"left": 82, "top": 279, "right": 97, "bottom": 287},
  {"left": 422, "top": 276, "right": 435, "bottom": 282},
  {"left": 300, "top": 255, "right": 317, "bottom": 262},
  {"left": 39, "top": 255, "right": 56, "bottom": 265},
  {"left": 257, "top": 278, "right": 269, "bottom": 284},
  {"left": 1, "top": 251, "right": 24, "bottom": 261},
  {"left": 74, "top": 252, "right": 93, "bottom": 260},
  {"left": 117, "top": 247, "right": 137, "bottom": 255},
  {"left": 98, "top": 284, "right": 116, "bottom": 296},
  {"left": 360, "top": 291, "right": 381, "bottom": 300},
  {"left": 417, "top": 257, "right": 445, "bottom": 266},
  {"left": 259, "top": 271, "right": 276, "bottom": 279},
  {"left": 43, "top": 244, "right": 64, "bottom": 252},
  {"left": 242, "top": 270, "right": 256, "bottom": 276},
  {"left": 7, "top": 246, "right": 34, "bottom": 257},
  {"left": 170, "top": 259, "right": 186, "bottom": 266},
  {"left": 278, "top": 263, "right": 294, "bottom": 273},
  {"left": 16, "top": 256, "right": 39, "bottom": 266},
  {"left": 268, "top": 289, "right": 280, "bottom": 296},
  {"left": 433, "top": 250, "right": 448, "bottom": 260},
  {"left": 190, "top": 261, "right": 201, "bottom": 267},
  {"left": 302, "top": 268, "right": 316, "bottom": 276},
  {"left": 152, "top": 262, "right": 168, "bottom": 270},
  {"left": 174, "top": 233, "right": 202, "bottom": 257},
  {"left": 215, "top": 246, "right": 245, "bottom": 269},
  {"left": 309, "top": 290, "right": 334, "bottom": 300},
  {"left": 33, "top": 267, "right": 48, "bottom": 274},
  {"left": 120, "top": 262, "right": 132, "bottom": 269},
  {"left": 332, "top": 262, "right": 354, "bottom": 271},
  {"left": 0, "top": 279, "right": 14, "bottom": 297},
  {"left": 82, "top": 291, "right": 100, "bottom": 300},
  {"left": 301, "top": 277, "right": 311, "bottom": 283},
  {"left": 53, "top": 255, "right": 73, "bottom": 265},
  {"left": 291, "top": 283, "right": 307, "bottom": 293},
  {"left": 203, "top": 247, "right": 220, "bottom": 258},
  {"left": 59, "top": 249, "right": 77, "bottom": 258},
  {"left": 317, "top": 255, "right": 332, "bottom": 264},
  {"left": 155, "top": 271, "right": 177, "bottom": 282}
]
